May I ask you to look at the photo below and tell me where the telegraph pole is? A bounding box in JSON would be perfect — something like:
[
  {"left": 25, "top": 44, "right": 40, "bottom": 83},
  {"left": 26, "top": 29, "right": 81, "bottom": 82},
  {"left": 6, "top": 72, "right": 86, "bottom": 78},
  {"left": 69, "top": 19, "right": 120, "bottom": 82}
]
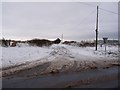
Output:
[
  {"left": 61, "top": 34, "right": 63, "bottom": 43},
  {"left": 95, "top": 6, "right": 99, "bottom": 51}
]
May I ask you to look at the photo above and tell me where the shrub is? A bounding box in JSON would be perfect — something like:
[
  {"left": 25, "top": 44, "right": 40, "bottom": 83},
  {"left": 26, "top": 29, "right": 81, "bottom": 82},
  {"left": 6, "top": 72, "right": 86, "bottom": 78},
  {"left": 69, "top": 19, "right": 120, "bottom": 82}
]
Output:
[
  {"left": 2, "top": 38, "right": 8, "bottom": 47},
  {"left": 28, "top": 39, "right": 53, "bottom": 47}
]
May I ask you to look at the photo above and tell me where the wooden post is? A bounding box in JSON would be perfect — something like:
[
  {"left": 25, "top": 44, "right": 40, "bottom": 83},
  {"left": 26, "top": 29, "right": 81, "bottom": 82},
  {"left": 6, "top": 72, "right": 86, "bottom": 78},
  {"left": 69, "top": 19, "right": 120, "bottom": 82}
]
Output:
[
  {"left": 61, "top": 34, "right": 63, "bottom": 43},
  {"left": 95, "top": 6, "right": 99, "bottom": 51}
]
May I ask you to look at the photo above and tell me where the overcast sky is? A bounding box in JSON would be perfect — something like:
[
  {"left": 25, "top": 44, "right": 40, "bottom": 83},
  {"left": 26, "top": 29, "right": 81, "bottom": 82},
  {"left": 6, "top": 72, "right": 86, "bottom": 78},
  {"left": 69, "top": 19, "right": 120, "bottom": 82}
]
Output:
[{"left": 2, "top": 2, "right": 118, "bottom": 41}]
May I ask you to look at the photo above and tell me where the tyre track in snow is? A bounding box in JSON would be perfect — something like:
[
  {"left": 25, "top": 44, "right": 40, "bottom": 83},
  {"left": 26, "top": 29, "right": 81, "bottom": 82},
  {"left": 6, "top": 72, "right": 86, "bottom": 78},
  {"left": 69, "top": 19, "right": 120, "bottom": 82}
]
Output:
[{"left": 1, "top": 45, "right": 119, "bottom": 77}]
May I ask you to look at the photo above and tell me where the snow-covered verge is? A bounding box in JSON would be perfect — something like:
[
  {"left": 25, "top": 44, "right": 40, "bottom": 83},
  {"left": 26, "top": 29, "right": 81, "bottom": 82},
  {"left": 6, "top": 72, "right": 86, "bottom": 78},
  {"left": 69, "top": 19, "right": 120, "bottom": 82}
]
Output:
[
  {"left": 0, "top": 44, "right": 119, "bottom": 77},
  {"left": 1, "top": 46, "right": 52, "bottom": 69},
  {"left": 63, "top": 44, "right": 119, "bottom": 58}
]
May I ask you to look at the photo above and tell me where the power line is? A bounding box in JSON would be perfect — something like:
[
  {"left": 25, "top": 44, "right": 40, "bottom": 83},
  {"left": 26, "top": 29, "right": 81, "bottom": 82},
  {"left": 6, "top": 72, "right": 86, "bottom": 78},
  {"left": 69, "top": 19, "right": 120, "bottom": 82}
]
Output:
[
  {"left": 99, "top": 8, "right": 119, "bottom": 15},
  {"left": 79, "top": 2, "right": 120, "bottom": 15},
  {"left": 80, "top": 2, "right": 96, "bottom": 7},
  {"left": 78, "top": 9, "right": 96, "bottom": 25}
]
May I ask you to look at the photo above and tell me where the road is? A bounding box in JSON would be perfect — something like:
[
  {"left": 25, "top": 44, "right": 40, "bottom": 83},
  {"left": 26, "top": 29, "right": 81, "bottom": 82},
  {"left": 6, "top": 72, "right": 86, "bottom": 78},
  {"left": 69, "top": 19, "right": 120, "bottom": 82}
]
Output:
[{"left": 2, "top": 66, "right": 119, "bottom": 88}]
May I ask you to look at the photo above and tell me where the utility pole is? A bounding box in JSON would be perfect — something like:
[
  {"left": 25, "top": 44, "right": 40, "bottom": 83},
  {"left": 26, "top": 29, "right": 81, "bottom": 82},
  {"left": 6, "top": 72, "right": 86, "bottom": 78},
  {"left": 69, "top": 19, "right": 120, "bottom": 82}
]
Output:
[
  {"left": 95, "top": 6, "right": 99, "bottom": 51},
  {"left": 61, "top": 34, "right": 63, "bottom": 43}
]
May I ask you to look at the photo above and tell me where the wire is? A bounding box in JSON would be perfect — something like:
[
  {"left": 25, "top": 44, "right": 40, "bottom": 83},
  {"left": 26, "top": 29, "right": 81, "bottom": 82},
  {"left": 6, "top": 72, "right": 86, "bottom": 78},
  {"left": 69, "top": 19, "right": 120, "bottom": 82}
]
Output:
[
  {"left": 99, "top": 8, "right": 119, "bottom": 15},
  {"left": 78, "top": 9, "right": 96, "bottom": 25},
  {"left": 79, "top": 2, "right": 120, "bottom": 15},
  {"left": 79, "top": 2, "right": 96, "bottom": 7}
]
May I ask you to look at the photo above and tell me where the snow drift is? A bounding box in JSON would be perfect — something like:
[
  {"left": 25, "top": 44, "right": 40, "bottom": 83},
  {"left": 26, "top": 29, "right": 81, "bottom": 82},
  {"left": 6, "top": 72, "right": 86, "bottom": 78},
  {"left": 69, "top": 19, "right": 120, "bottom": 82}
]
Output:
[{"left": 0, "top": 44, "right": 119, "bottom": 77}]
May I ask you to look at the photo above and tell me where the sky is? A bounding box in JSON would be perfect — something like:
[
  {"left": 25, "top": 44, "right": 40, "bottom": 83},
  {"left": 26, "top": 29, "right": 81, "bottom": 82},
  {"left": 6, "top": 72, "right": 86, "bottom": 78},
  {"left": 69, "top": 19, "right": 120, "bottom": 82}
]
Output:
[{"left": 1, "top": 2, "right": 118, "bottom": 41}]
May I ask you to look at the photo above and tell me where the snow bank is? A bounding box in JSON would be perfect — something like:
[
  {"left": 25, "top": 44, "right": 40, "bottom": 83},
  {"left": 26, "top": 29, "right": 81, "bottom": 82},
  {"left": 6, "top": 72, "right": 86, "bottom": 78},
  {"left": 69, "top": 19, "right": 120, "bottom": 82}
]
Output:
[
  {"left": 54, "top": 44, "right": 119, "bottom": 59},
  {"left": 1, "top": 44, "right": 119, "bottom": 69},
  {"left": 1, "top": 44, "right": 119, "bottom": 77},
  {"left": 1, "top": 46, "right": 52, "bottom": 68}
]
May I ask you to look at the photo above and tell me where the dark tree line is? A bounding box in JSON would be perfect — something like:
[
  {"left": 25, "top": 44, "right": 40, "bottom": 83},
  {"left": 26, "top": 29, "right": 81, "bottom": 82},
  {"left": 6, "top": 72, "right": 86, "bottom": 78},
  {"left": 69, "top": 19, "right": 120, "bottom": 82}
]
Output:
[
  {"left": 1, "top": 38, "right": 61, "bottom": 47},
  {"left": 28, "top": 38, "right": 61, "bottom": 47},
  {"left": 63, "top": 40, "right": 95, "bottom": 47}
]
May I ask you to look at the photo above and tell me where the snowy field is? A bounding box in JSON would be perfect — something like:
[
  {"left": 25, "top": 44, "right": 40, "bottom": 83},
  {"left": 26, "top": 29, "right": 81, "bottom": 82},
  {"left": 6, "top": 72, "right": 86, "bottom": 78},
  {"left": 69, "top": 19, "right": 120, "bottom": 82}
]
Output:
[
  {"left": 0, "top": 44, "right": 119, "bottom": 69},
  {"left": 1, "top": 46, "right": 52, "bottom": 68}
]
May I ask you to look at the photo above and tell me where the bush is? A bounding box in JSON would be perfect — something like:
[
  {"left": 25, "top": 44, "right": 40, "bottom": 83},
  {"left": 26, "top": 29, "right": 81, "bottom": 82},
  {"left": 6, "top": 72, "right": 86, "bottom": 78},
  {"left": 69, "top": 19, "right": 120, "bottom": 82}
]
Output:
[
  {"left": 79, "top": 40, "right": 95, "bottom": 47},
  {"left": 28, "top": 39, "right": 53, "bottom": 47},
  {"left": 2, "top": 38, "right": 9, "bottom": 47},
  {"left": 53, "top": 38, "right": 61, "bottom": 44},
  {"left": 63, "top": 40, "right": 95, "bottom": 47}
]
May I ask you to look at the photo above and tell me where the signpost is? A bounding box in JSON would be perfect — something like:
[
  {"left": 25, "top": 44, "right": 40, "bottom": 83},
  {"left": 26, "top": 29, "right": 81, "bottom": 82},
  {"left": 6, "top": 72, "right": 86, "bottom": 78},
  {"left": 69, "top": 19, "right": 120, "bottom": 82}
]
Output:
[{"left": 103, "top": 37, "right": 108, "bottom": 52}]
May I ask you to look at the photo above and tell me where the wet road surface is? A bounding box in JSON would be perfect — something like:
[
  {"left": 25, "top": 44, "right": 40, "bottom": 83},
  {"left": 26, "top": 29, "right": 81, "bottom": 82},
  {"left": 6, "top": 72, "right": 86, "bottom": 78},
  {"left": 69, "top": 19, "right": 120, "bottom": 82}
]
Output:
[{"left": 2, "top": 66, "right": 119, "bottom": 88}]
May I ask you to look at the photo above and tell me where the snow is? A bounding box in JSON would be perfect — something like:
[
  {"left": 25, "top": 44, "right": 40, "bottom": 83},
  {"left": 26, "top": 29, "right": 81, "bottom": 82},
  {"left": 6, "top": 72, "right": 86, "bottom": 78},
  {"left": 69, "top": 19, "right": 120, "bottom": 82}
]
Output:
[
  {"left": 53, "top": 44, "right": 118, "bottom": 59},
  {"left": 0, "top": 44, "right": 119, "bottom": 69},
  {"left": 1, "top": 46, "right": 52, "bottom": 68}
]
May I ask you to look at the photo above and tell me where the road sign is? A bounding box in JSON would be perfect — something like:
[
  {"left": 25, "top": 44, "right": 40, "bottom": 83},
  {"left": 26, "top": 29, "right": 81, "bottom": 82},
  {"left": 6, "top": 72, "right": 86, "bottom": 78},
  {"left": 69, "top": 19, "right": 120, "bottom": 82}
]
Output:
[
  {"left": 103, "top": 37, "right": 108, "bottom": 52},
  {"left": 103, "top": 37, "right": 108, "bottom": 44}
]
